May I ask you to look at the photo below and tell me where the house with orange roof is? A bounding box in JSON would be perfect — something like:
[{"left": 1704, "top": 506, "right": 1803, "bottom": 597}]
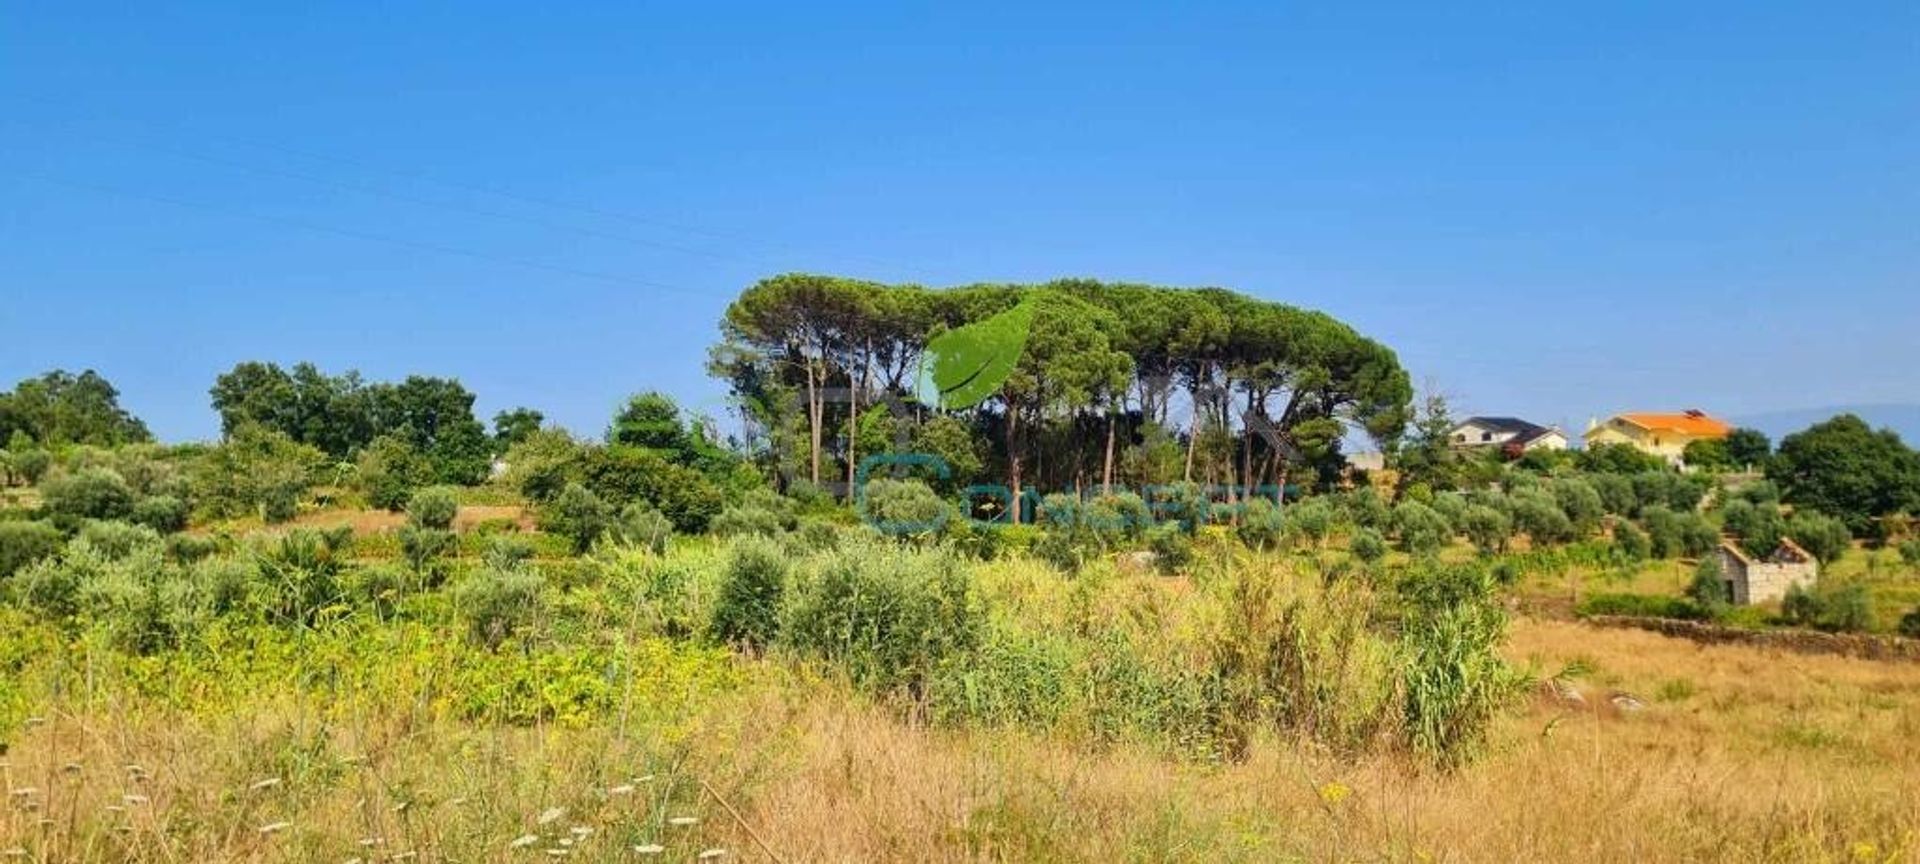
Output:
[{"left": 1583, "top": 409, "right": 1731, "bottom": 465}]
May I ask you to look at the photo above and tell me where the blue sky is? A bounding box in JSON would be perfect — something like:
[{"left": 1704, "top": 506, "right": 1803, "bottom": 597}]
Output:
[{"left": 3, "top": 2, "right": 1915, "bottom": 442}]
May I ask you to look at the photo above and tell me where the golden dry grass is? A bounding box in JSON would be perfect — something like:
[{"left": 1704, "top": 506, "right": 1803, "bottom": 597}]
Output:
[{"left": 5, "top": 616, "right": 1918, "bottom": 862}]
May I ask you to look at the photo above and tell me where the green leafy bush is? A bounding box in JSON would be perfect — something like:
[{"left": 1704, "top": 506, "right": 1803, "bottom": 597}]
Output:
[
  {"left": 130, "top": 495, "right": 190, "bottom": 534},
  {"left": 164, "top": 532, "right": 221, "bottom": 564},
  {"left": 452, "top": 561, "right": 545, "bottom": 649},
  {"left": 1460, "top": 505, "right": 1512, "bottom": 555},
  {"left": 398, "top": 525, "right": 457, "bottom": 578},
  {"left": 1786, "top": 510, "right": 1850, "bottom": 563},
  {"left": 1898, "top": 606, "right": 1920, "bottom": 639},
  {"left": 783, "top": 540, "right": 980, "bottom": 697},
  {"left": 77, "top": 520, "right": 163, "bottom": 559},
  {"left": 1397, "top": 562, "right": 1527, "bottom": 766},
  {"left": 1781, "top": 582, "right": 1871, "bottom": 633},
  {"left": 0, "top": 520, "right": 63, "bottom": 579},
  {"left": 1902, "top": 540, "right": 1920, "bottom": 567},
  {"left": 1642, "top": 505, "right": 1719, "bottom": 559},
  {"left": 41, "top": 468, "right": 136, "bottom": 522},
  {"left": 1611, "top": 519, "right": 1651, "bottom": 561},
  {"left": 1686, "top": 555, "right": 1730, "bottom": 618},
  {"left": 1146, "top": 522, "right": 1193, "bottom": 575},
  {"left": 709, "top": 536, "right": 787, "bottom": 651},
  {"left": 611, "top": 503, "right": 673, "bottom": 554},
  {"left": 860, "top": 478, "right": 949, "bottom": 537},
  {"left": 1350, "top": 527, "right": 1387, "bottom": 564},
  {"left": 540, "top": 483, "right": 613, "bottom": 554},
  {"left": 1551, "top": 478, "right": 1605, "bottom": 536},
  {"left": 1510, "top": 489, "right": 1573, "bottom": 546},
  {"left": 251, "top": 530, "right": 347, "bottom": 625},
  {"left": 1284, "top": 497, "right": 1335, "bottom": 548},
  {"left": 406, "top": 485, "right": 460, "bottom": 530},
  {"left": 1392, "top": 500, "right": 1451, "bottom": 556},
  {"left": 1235, "top": 497, "right": 1287, "bottom": 552}
]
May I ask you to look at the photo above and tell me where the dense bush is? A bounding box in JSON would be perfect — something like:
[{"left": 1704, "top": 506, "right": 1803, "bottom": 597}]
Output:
[
  {"left": 1392, "top": 500, "right": 1451, "bottom": 556},
  {"left": 1611, "top": 519, "right": 1651, "bottom": 561},
  {"left": 252, "top": 530, "right": 349, "bottom": 624},
  {"left": 130, "top": 495, "right": 190, "bottom": 533},
  {"left": 0, "top": 520, "right": 64, "bottom": 579},
  {"left": 610, "top": 503, "right": 673, "bottom": 554},
  {"left": 1084, "top": 491, "right": 1151, "bottom": 543},
  {"left": 1341, "top": 487, "right": 1390, "bottom": 530},
  {"left": 859, "top": 478, "right": 949, "bottom": 536},
  {"left": 41, "top": 468, "right": 136, "bottom": 522},
  {"left": 1781, "top": 582, "right": 1871, "bottom": 633},
  {"left": 783, "top": 541, "right": 979, "bottom": 697},
  {"left": 540, "top": 483, "right": 613, "bottom": 554},
  {"left": 407, "top": 485, "right": 460, "bottom": 530},
  {"left": 356, "top": 434, "right": 432, "bottom": 512},
  {"left": 1642, "top": 505, "right": 1718, "bottom": 559},
  {"left": 1146, "top": 522, "right": 1193, "bottom": 575},
  {"left": 1686, "top": 556, "right": 1730, "bottom": 618},
  {"left": 398, "top": 525, "right": 457, "bottom": 578},
  {"left": 1350, "top": 527, "right": 1387, "bottom": 564},
  {"left": 1902, "top": 540, "right": 1920, "bottom": 567},
  {"left": 1786, "top": 510, "right": 1850, "bottom": 564},
  {"left": 452, "top": 561, "right": 545, "bottom": 649},
  {"left": 1551, "top": 478, "right": 1605, "bottom": 536},
  {"left": 1899, "top": 607, "right": 1920, "bottom": 639},
  {"left": 1284, "top": 497, "right": 1335, "bottom": 548},
  {"left": 709, "top": 536, "right": 787, "bottom": 651},
  {"left": 1509, "top": 489, "right": 1573, "bottom": 546},
  {"left": 579, "top": 445, "right": 725, "bottom": 533},
  {"left": 1397, "top": 562, "right": 1527, "bottom": 766},
  {"left": 1460, "top": 504, "right": 1512, "bottom": 556},
  {"left": 1235, "top": 497, "right": 1286, "bottom": 552},
  {"left": 1720, "top": 499, "right": 1785, "bottom": 557},
  {"left": 77, "top": 520, "right": 163, "bottom": 559},
  {"left": 710, "top": 502, "right": 787, "bottom": 538},
  {"left": 1588, "top": 473, "right": 1637, "bottom": 516}
]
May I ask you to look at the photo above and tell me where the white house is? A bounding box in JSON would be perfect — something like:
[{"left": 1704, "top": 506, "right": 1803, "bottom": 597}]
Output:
[{"left": 1448, "top": 417, "right": 1569, "bottom": 453}]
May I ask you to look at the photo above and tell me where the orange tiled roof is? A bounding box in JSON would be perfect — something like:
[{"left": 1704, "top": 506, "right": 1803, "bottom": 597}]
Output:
[{"left": 1614, "top": 411, "right": 1731, "bottom": 437}]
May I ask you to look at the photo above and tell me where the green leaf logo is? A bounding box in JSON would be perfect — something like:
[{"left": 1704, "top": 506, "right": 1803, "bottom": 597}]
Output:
[{"left": 914, "top": 299, "right": 1037, "bottom": 410}]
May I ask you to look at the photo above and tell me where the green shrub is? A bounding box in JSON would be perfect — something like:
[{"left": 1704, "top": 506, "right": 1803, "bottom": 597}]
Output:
[
  {"left": 1146, "top": 522, "right": 1193, "bottom": 575},
  {"left": 1460, "top": 505, "right": 1512, "bottom": 556},
  {"left": 77, "top": 520, "right": 163, "bottom": 559},
  {"left": 1611, "top": 519, "right": 1651, "bottom": 561},
  {"left": 1551, "top": 478, "right": 1605, "bottom": 536},
  {"left": 1342, "top": 487, "right": 1390, "bottom": 530},
  {"left": 1393, "top": 500, "right": 1451, "bottom": 556},
  {"left": 540, "top": 483, "right": 613, "bottom": 554},
  {"left": 407, "top": 485, "right": 460, "bottom": 530},
  {"left": 1033, "top": 526, "right": 1091, "bottom": 572},
  {"left": 13, "top": 449, "right": 52, "bottom": 485},
  {"left": 861, "top": 478, "right": 950, "bottom": 537},
  {"left": 1284, "top": 497, "right": 1335, "bottom": 548},
  {"left": 1235, "top": 497, "right": 1287, "bottom": 552},
  {"left": 251, "top": 530, "right": 347, "bottom": 625},
  {"left": 1510, "top": 489, "right": 1573, "bottom": 546},
  {"left": 1900, "top": 540, "right": 1920, "bottom": 567},
  {"left": 356, "top": 434, "right": 432, "bottom": 512},
  {"left": 1786, "top": 510, "right": 1850, "bottom": 564},
  {"left": 130, "top": 495, "right": 190, "bottom": 534},
  {"left": 610, "top": 503, "right": 673, "bottom": 554},
  {"left": 0, "top": 520, "right": 63, "bottom": 579},
  {"left": 710, "top": 503, "right": 785, "bottom": 538},
  {"left": 397, "top": 525, "right": 457, "bottom": 578},
  {"left": 164, "top": 533, "right": 221, "bottom": 564},
  {"left": 1397, "top": 562, "right": 1527, "bottom": 766},
  {"left": 1085, "top": 491, "right": 1151, "bottom": 543},
  {"left": 1588, "top": 473, "right": 1637, "bottom": 516},
  {"left": 783, "top": 540, "right": 980, "bottom": 697},
  {"left": 1781, "top": 582, "right": 1871, "bottom": 633},
  {"left": 1720, "top": 499, "right": 1785, "bottom": 557},
  {"left": 452, "top": 562, "right": 544, "bottom": 649},
  {"left": 1429, "top": 492, "right": 1469, "bottom": 528},
  {"left": 260, "top": 482, "right": 301, "bottom": 524},
  {"left": 1898, "top": 607, "right": 1920, "bottom": 639},
  {"left": 1686, "top": 556, "right": 1730, "bottom": 618},
  {"left": 41, "top": 468, "right": 136, "bottom": 522},
  {"left": 1350, "top": 527, "right": 1387, "bottom": 564},
  {"left": 709, "top": 536, "right": 788, "bottom": 651},
  {"left": 1642, "top": 505, "right": 1718, "bottom": 559}
]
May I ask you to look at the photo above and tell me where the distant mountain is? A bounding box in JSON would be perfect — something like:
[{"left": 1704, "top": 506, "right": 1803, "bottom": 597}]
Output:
[{"left": 1729, "top": 404, "right": 1920, "bottom": 446}]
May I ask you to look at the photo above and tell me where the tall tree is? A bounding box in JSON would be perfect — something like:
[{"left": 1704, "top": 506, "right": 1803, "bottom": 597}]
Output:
[
  {"left": 2, "top": 369, "right": 151, "bottom": 446},
  {"left": 1769, "top": 414, "right": 1920, "bottom": 534}
]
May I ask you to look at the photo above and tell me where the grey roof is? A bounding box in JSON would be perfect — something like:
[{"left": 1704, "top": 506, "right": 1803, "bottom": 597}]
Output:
[{"left": 1455, "top": 416, "right": 1548, "bottom": 436}]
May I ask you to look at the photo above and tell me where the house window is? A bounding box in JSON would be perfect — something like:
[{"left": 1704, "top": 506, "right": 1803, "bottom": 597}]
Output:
[{"left": 1481, "top": 432, "right": 1492, "bottom": 442}]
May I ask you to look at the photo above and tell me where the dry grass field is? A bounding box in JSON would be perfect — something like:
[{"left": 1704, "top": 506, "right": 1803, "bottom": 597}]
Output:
[{"left": 6, "top": 607, "right": 1917, "bottom": 863}]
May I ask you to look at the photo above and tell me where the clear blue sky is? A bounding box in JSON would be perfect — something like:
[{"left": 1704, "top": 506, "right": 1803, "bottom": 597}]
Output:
[{"left": 4, "top": 2, "right": 1915, "bottom": 442}]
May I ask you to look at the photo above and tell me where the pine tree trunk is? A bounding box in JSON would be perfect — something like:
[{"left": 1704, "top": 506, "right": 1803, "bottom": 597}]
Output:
[{"left": 1102, "top": 409, "right": 1116, "bottom": 495}]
